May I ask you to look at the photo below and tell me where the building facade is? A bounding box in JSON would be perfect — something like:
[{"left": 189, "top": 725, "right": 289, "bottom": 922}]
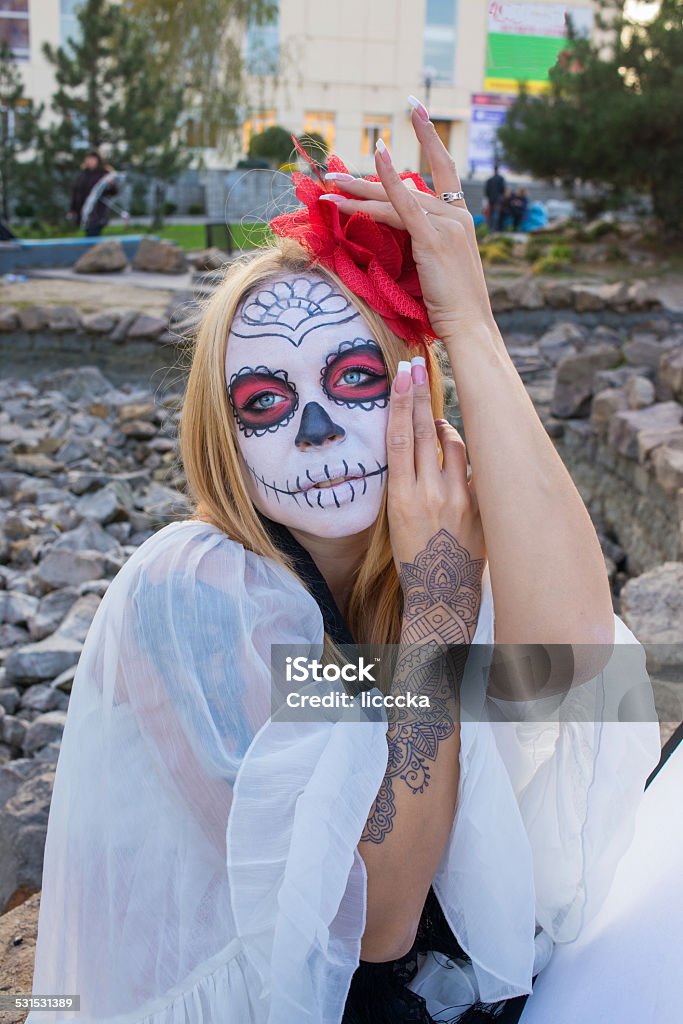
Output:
[
  {"left": 3, "top": 0, "right": 596, "bottom": 178},
  {"left": 242, "top": 0, "right": 596, "bottom": 177}
]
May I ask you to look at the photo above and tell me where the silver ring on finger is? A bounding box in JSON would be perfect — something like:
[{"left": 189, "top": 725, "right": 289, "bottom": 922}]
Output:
[{"left": 439, "top": 191, "right": 466, "bottom": 203}]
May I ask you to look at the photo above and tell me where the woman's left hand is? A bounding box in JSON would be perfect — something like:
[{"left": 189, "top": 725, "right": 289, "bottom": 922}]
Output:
[{"left": 320, "top": 105, "right": 495, "bottom": 341}]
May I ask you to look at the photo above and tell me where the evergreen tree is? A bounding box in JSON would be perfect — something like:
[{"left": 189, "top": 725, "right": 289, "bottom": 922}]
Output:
[
  {"left": 39, "top": 0, "right": 188, "bottom": 226},
  {"left": 248, "top": 125, "right": 296, "bottom": 167},
  {"left": 497, "top": 0, "right": 683, "bottom": 234},
  {"left": 0, "top": 41, "right": 42, "bottom": 222}
]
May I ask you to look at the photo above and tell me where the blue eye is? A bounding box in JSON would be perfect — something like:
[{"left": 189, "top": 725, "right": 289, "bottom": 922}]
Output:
[
  {"left": 342, "top": 369, "right": 369, "bottom": 385},
  {"left": 249, "top": 392, "right": 286, "bottom": 410}
]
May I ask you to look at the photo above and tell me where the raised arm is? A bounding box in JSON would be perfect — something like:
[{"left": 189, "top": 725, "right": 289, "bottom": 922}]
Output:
[
  {"left": 359, "top": 358, "right": 486, "bottom": 961},
  {"left": 322, "top": 109, "right": 614, "bottom": 684}
]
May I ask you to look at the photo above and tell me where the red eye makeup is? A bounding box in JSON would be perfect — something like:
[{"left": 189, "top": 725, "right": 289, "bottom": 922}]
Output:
[
  {"left": 229, "top": 366, "right": 299, "bottom": 436},
  {"left": 322, "top": 340, "right": 389, "bottom": 409}
]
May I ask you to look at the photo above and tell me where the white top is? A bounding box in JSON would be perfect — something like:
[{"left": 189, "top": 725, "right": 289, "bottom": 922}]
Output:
[
  {"left": 520, "top": 740, "right": 683, "bottom": 1024},
  {"left": 27, "top": 519, "right": 662, "bottom": 1023}
]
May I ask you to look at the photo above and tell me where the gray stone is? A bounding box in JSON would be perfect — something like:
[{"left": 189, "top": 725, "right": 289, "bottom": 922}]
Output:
[
  {"left": 190, "top": 247, "right": 227, "bottom": 272},
  {"left": 659, "top": 348, "right": 683, "bottom": 402},
  {"left": 637, "top": 425, "right": 683, "bottom": 465},
  {"left": 117, "top": 401, "right": 160, "bottom": 424},
  {"left": 571, "top": 284, "right": 607, "bottom": 312},
  {"left": 0, "top": 760, "right": 55, "bottom": 913},
  {"left": 51, "top": 665, "right": 76, "bottom": 693},
  {"left": 538, "top": 321, "right": 586, "bottom": 366},
  {"left": 541, "top": 280, "right": 573, "bottom": 308},
  {"left": 110, "top": 310, "right": 140, "bottom": 343},
  {"left": 507, "top": 277, "right": 544, "bottom": 309},
  {"left": 119, "top": 419, "right": 157, "bottom": 440},
  {"left": 627, "top": 280, "right": 661, "bottom": 310},
  {"left": 17, "top": 306, "right": 49, "bottom": 332},
  {"left": 620, "top": 562, "right": 683, "bottom": 670},
  {"left": 132, "top": 237, "right": 188, "bottom": 274},
  {"left": 608, "top": 401, "right": 683, "bottom": 460},
  {"left": 0, "top": 687, "right": 20, "bottom": 715},
  {"left": 56, "top": 593, "right": 100, "bottom": 643},
  {"left": 36, "top": 549, "right": 107, "bottom": 589},
  {"left": 46, "top": 306, "right": 81, "bottom": 333},
  {"left": 2, "top": 592, "right": 39, "bottom": 626},
  {"left": 551, "top": 344, "right": 621, "bottom": 419},
  {"left": 590, "top": 388, "right": 628, "bottom": 434},
  {"left": 36, "top": 366, "right": 114, "bottom": 401},
  {"left": 22, "top": 712, "right": 66, "bottom": 753},
  {"left": 23, "top": 711, "right": 67, "bottom": 755},
  {"left": 593, "top": 365, "right": 653, "bottom": 392},
  {"left": 4, "top": 635, "right": 83, "bottom": 684},
  {"left": 653, "top": 446, "right": 683, "bottom": 496},
  {"left": 81, "top": 311, "right": 119, "bottom": 334},
  {"left": 75, "top": 482, "right": 131, "bottom": 525},
  {"left": 0, "top": 306, "right": 19, "bottom": 331},
  {"left": 487, "top": 281, "right": 513, "bottom": 312},
  {"left": 19, "top": 684, "right": 65, "bottom": 713},
  {"left": 127, "top": 314, "right": 167, "bottom": 340},
  {"left": 623, "top": 335, "right": 678, "bottom": 371},
  {"left": 626, "top": 375, "right": 656, "bottom": 409},
  {"left": 28, "top": 588, "right": 79, "bottom": 640},
  {"left": 1, "top": 715, "right": 27, "bottom": 749},
  {"left": 51, "top": 519, "right": 123, "bottom": 556},
  {"left": 73, "top": 239, "right": 128, "bottom": 274}
]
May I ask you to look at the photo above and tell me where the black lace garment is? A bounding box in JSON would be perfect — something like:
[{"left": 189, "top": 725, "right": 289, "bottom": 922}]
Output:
[{"left": 259, "top": 516, "right": 528, "bottom": 1024}]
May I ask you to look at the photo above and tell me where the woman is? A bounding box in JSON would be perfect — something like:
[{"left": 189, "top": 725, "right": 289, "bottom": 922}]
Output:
[
  {"left": 27, "top": 104, "right": 660, "bottom": 1023},
  {"left": 67, "top": 149, "right": 119, "bottom": 237}
]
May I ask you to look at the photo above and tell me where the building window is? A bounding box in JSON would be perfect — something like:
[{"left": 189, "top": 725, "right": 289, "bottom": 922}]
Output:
[
  {"left": 361, "top": 115, "right": 392, "bottom": 157},
  {"left": 0, "top": 98, "right": 28, "bottom": 138},
  {"left": 60, "top": 0, "right": 81, "bottom": 46},
  {"left": 0, "top": 0, "right": 30, "bottom": 60},
  {"left": 423, "top": 0, "right": 458, "bottom": 85},
  {"left": 242, "top": 108, "right": 277, "bottom": 153},
  {"left": 245, "top": 1, "right": 280, "bottom": 76},
  {"left": 185, "top": 117, "right": 218, "bottom": 150},
  {"left": 303, "top": 111, "right": 335, "bottom": 152}
]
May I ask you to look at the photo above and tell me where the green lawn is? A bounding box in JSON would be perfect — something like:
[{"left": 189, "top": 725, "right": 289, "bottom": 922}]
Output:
[{"left": 12, "top": 221, "right": 271, "bottom": 251}]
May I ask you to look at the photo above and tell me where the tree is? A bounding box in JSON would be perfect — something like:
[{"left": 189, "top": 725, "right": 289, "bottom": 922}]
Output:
[
  {"left": 296, "top": 131, "right": 328, "bottom": 169},
  {"left": 40, "top": 0, "right": 188, "bottom": 227},
  {"left": 248, "top": 125, "right": 295, "bottom": 167},
  {"left": 124, "top": 0, "right": 277, "bottom": 158},
  {"left": 0, "top": 42, "right": 42, "bottom": 221},
  {"left": 497, "top": 0, "right": 683, "bottom": 234}
]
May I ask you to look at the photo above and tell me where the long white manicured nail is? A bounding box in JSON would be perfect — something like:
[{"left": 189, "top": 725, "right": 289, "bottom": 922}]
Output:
[
  {"left": 375, "top": 138, "right": 391, "bottom": 164},
  {"left": 407, "top": 95, "right": 429, "bottom": 121},
  {"left": 410, "top": 356, "right": 426, "bottom": 367}
]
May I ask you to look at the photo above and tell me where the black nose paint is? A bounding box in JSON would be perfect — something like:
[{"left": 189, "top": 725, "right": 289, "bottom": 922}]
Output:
[{"left": 295, "top": 402, "right": 346, "bottom": 448}]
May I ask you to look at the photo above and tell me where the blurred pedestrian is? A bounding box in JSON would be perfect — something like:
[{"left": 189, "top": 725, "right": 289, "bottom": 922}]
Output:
[
  {"left": 484, "top": 163, "right": 506, "bottom": 231},
  {"left": 509, "top": 188, "right": 529, "bottom": 231},
  {"left": 67, "top": 149, "right": 120, "bottom": 237}
]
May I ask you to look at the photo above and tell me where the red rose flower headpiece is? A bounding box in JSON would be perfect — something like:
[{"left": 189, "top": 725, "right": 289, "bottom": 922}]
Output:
[{"left": 269, "top": 139, "right": 439, "bottom": 349}]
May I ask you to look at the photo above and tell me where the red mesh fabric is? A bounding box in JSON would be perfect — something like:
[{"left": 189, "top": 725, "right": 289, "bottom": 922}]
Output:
[{"left": 270, "top": 155, "right": 439, "bottom": 348}]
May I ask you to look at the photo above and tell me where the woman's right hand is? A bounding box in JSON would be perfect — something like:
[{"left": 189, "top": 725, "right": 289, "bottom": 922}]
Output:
[{"left": 386, "top": 357, "right": 486, "bottom": 639}]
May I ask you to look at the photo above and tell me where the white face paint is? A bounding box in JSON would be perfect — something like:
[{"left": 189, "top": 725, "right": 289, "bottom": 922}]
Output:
[{"left": 225, "top": 271, "right": 389, "bottom": 538}]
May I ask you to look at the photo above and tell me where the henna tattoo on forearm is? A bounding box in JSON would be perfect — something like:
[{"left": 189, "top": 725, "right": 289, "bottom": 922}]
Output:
[{"left": 361, "top": 530, "right": 485, "bottom": 845}]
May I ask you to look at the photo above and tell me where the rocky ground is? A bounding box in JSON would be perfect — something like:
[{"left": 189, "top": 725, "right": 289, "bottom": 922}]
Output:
[{"left": 0, "top": 249, "right": 682, "bottom": 1011}]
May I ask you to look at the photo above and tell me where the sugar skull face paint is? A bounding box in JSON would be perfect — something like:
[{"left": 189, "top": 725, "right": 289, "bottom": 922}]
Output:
[{"left": 226, "top": 272, "right": 390, "bottom": 538}]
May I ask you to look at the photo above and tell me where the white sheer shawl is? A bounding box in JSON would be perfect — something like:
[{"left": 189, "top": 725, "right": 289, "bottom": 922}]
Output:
[{"left": 27, "top": 519, "right": 661, "bottom": 1023}]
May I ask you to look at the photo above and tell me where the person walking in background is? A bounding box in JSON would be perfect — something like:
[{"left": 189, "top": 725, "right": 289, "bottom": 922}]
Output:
[
  {"left": 484, "top": 163, "right": 506, "bottom": 231},
  {"left": 67, "top": 149, "right": 120, "bottom": 237}
]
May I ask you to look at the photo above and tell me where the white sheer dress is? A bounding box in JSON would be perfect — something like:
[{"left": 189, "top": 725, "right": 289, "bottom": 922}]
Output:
[{"left": 26, "top": 519, "right": 661, "bottom": 1023}]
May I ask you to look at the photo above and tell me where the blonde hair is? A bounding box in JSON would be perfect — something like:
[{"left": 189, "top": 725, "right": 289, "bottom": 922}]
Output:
[{"left": 179, "top": 237, "right": 445, "bottom": 646}]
